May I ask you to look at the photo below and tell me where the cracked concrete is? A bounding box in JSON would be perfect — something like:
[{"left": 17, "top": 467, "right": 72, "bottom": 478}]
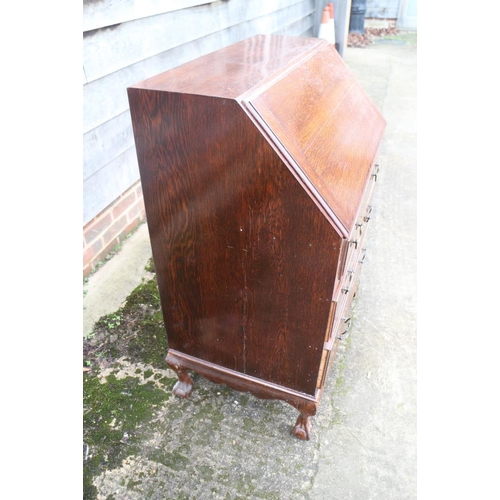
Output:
[{"left": 83, "top": 33, "right": 417, "bottom": 500}]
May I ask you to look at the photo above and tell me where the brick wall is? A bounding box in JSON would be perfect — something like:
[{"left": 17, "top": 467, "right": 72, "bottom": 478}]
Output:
[{"left": 83, "top": 180, "right": 146, "bottom": 277}]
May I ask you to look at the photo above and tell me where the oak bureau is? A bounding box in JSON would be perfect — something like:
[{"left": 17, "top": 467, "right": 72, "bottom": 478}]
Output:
[{"left": 127, "top": 34, "right": 386, "bottom": 440}]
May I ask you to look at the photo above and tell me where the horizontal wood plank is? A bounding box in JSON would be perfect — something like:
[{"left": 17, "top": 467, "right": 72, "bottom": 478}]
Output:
[
  {"left": 83, "top": 0, "right": 216, "bottom": 32},
  {"left": 366, "top": 0, "right": 400, "bottom": 19},
  {"left": 83, "top": 0, "right": 314, "bottom": 83},
  {"left": 83, "top": 0, "right": 317, "bottom": 226},
  {"left": 83, "top": 147, "right": 139, "bottom": 225},
  {"left": 83, "top": 0, "right": 315, "bottom": 132},
  {"left": 273, "top": 12, "right": 315, "bottom": 36},
  {"left": 84, "top": 110, "right": 134, "bottom": 181}
]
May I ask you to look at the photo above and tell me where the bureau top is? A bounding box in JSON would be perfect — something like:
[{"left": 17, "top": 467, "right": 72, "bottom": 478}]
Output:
[
  {"left": 128, "top": 34, "right": 386, "bottom": 234},
  {"left": 128, "top": 35, "right": 328, "bottom": 99}
]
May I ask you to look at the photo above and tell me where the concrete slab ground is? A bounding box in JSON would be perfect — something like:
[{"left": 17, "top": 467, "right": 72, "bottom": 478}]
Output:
[
  {"left": 83, "top": 223, "right": 153, "bottom": 337},
  {"left": 310, "top": 35, "right": 417, "bottom": 499},
  {"left": 83, "top": 33, "right": 417, "bottom": 499}
]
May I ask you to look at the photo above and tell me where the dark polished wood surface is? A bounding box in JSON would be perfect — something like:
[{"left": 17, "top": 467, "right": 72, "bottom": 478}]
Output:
[
  {"left": 129, "top": 35, "right": 325, "bottom": 99},
  {"left": 128, "top": 34, "right": 386, "bottom": 439},
  {"left": 251, "top": 44, "right": 385, "bottom": 233},
  {"left": 127, "top": 91, "right": 342, "bottom": 396}
]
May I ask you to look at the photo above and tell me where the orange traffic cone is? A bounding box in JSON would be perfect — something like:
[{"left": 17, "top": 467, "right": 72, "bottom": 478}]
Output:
[
  {"left": 328, "top": 3, "right": 336, "bottom": 46},
  {"left": 318, "top": 7, "right": 332, "bottom": 42}
]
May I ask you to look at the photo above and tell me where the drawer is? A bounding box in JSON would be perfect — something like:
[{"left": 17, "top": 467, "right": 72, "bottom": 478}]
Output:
[
  {"left": 316, "top": 312, "right": 352, "bottom": 390},
  {"left": 327, "top": 273, "right": 356, "bottom": 346},
  {"left": 343, "top": 162, "right": 379, "bottom": 273},
  {"left": 358, "top": 161, "right": 379, "bottom": 227},
  {"left": 333, "top": 268, "right": 360, "bottom": 337},
  {"left": 345, "top": 203, "right": 374, "bottom": 275},
  {"left": 321, "top": 162, "right": 379, "bottom": 390},
  {"left": 331, "top": 244, "right": 368, "bottom": 342}
]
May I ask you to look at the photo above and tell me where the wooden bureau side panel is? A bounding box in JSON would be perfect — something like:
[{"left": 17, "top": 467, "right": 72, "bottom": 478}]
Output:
[{"left": 127, "top": 90, "right": 342, "bottom": 396}]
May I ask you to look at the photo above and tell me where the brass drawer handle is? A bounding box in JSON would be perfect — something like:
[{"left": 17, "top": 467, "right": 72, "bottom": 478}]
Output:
[
  {"left": 364, "top": 205, "right": 373, "bottom": 223},
  {"left": 359, "top": 248, "right": 367, "bottom": 264},
  {"left": 336, "top": 330, "right": 348, "bottom": 340}
]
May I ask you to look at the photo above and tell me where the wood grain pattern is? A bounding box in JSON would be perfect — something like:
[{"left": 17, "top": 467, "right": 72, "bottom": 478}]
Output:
[
  {"left": 127, "top": 34, "right": 386, "bottom": 438},
  {"left": 127, "top": 89, "right": 342, "bottom": 396},
  {"left": 251, "top": 44, "right": 385, "bottom": 233},
  {"left": 130, "top": 34, "right": 323, "bottom": 99},
  {"left": 84, "top": 5, "right": 318, "bottom": 225},
  {"left": 166, "top": 350, "right": 319, "bottom": 413},
  {"left": 83, "top": 0, "right": 215, "bottom": 32},
  {"left": 84, "top": 1, "right": 316, "bottom": 83}
]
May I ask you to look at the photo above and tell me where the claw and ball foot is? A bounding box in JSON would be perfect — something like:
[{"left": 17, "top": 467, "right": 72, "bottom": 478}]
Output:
[
  {"left": 169, "top": 365, "right": 194, "bottom": 398},
  {"left": 291, "top": 413, "right": 312, "bottom": 440}
]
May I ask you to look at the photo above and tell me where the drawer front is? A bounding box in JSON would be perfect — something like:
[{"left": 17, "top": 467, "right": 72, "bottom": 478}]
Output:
[
  {"left": 332, "top": 248, "right": 365, "bottom": 337},
  {"left": 344, "top": 170, "right": 377, "bottom": 273},
  {"left": 318, "top": 161, "right": 379, "bottom": 391},
  {"left": 319, "top": 248, "right": 362, "bottom": 358},
  {"left": 317, "top": 243, "right": 369, "bottom": 390},
  {"left": 316, "top": 310, "right": 353, "bottom": 390}
]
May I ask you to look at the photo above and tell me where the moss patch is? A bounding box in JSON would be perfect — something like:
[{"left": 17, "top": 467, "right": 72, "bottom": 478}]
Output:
[
  {"left": 83, "top": 276, "right": 168, "bottom": 370},
  {"left": 83, "top": 373, "right": 170, "bottom": 499},
  {"left": 83, "top": 271, "right": 172, "bottom": 499},
  {"left": 144, "top": 257, "right": 156, "bottom": 273},
  {"left": 83, "top": 266, "right": 323, "bottom": 499}
]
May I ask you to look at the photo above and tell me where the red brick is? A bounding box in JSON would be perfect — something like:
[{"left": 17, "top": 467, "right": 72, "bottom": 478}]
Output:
[
  {"left": 83, "top": 264, "right": 93, "bottom": 278},
  {"left": 87, "top": 238, "right": 120, "bottom": 273},
  {"left": 101, "top": 238, "right": 120, "bottom": 260},
  {"left": 122, "top": 218, "right": 141, "bottom": 240},
  {"left": 83, "top": 238, "right": 103, "bottom": 266},
  {"left": 84, "top": 212, "right": 112, "bottom": 245},
  {"left": 102, "top": 215, "right": 128, "bottom": 247},
  {"left": 112, "top": 191, "right": 136, "bottom": 220},
  {"left": 127, "top": 198, "right": 146, "bottom": 221},
  {"left": 83, "top": 181, "right": 148, "bottom": 276}
]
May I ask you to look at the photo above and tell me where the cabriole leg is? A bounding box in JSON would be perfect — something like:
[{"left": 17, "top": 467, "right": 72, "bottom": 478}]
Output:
[
  {"left": 291, "top": 412, "right": 313, "bottom": 440},
  {"left": 167, "top": 363, "right": 194, "bottom": 398}
]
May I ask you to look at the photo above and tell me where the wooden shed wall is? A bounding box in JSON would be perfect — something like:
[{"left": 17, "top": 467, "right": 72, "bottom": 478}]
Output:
[
  {"left": 365, "top": 0, "right": 400, "bottom": 19},
  {"left": 83, "top": 0, "right": 318, "bottom": 228}
]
